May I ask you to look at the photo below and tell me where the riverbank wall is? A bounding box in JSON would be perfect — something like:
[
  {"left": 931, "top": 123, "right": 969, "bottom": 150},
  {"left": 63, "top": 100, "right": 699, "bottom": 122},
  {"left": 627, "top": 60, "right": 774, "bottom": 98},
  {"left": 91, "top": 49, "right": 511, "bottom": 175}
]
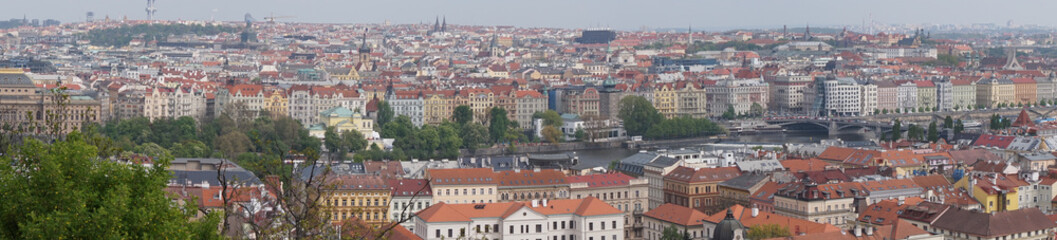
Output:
[{"left": 461, "top": 136, "right": 720, "bottom": 156}]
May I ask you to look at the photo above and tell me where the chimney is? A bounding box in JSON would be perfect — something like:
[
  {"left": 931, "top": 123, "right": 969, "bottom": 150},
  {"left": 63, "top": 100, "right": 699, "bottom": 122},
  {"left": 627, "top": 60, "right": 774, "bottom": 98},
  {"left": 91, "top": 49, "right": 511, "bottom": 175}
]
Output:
[
  {"left": 865, "top": 226, "right": 874, "bottom": 236},
  {"left": 897, "top": 196, "right": 905, "bottom": 206},
  {"left": 751, "top": 205, "right": 759, "bottom": 217},
  {"left": 853, "top": 225, "right": 862, "bottom": 237},
  {"left": 542, "top": 198, "right": 548, "bottom": 207},
  {"left": 531, "top": 199, "right": 539, "bottom": 207}
]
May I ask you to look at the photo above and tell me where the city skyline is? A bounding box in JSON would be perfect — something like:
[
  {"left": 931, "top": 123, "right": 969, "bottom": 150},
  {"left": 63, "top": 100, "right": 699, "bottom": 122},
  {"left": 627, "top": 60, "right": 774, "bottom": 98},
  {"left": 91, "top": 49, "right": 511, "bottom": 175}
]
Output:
[{"left": 6, "top": 0, "right": 1057, "bottom": 30}]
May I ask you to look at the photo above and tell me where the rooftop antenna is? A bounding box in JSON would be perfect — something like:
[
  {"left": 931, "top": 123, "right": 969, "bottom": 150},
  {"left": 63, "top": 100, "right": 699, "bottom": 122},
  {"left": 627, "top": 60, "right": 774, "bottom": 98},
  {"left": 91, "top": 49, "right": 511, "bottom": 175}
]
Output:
[{"left": 145, "top": 0, "right": 157, "bottom": 21}]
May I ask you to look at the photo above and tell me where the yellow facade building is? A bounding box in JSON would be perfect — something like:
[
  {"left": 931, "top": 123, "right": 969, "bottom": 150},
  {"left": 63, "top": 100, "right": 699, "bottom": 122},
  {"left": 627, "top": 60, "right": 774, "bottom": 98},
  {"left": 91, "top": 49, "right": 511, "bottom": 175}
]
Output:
[
  {"left": 323, "top": 175, "right": 391, "bottom": 224},
  {"left": 263, "top": 88, "right": 288, "bottom": 117},
  {"left": 955, "top": 175, "right": 1020, "bottom": 213},
  {"left": 653, "top": 83, "right": 677, "bottom": 118}
]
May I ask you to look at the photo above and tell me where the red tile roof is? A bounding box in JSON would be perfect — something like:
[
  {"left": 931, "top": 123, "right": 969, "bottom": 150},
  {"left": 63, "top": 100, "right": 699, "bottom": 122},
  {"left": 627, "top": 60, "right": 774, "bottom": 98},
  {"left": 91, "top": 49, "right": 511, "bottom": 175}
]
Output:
[
  {"left": 389, "top": 179, "right": 431, "bottom": 197},
  {"left": 643, "top": 203, "right": 709, "bottom": 226},
  {"left": 706, "top": 205, "right": 841, "bottom": 235},
  {"left": 416, "top": 197, "right": 620, "bottom": 223},
  {"left": 495, "top": 169, "right": 567, "bottom": 187},
  {"left": 858, "top": 197, "right": 924, "bottom": 225},
  {"left": 566, "top": 172, "right": 636, "bottom": 188},
  {"left": 427, "top": 168, "right": 497, "bottom": 185}
]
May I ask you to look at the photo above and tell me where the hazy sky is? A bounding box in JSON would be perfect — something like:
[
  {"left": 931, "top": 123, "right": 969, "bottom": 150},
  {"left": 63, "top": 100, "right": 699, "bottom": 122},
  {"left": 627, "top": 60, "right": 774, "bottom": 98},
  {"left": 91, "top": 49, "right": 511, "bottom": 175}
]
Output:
[{"left": 6, "top": 0, "right": 1056, "bottom": 30}]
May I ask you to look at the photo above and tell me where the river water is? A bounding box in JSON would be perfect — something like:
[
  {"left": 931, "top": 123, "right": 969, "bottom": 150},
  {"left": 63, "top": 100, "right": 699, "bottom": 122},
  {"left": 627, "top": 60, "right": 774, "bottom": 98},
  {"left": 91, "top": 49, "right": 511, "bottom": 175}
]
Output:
[{"left": 569, "top": 130, "right": 871, "bottom": 169}]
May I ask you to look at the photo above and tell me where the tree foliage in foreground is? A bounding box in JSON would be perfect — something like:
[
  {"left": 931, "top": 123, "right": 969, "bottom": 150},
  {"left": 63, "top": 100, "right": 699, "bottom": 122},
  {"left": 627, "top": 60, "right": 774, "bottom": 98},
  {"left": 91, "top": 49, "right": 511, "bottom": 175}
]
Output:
[
  {"left": 0, "top": 132, "right": 221, "bottom": 239},
  {"left": 747, "top": 224, "right": 791, "bottom": 240}
]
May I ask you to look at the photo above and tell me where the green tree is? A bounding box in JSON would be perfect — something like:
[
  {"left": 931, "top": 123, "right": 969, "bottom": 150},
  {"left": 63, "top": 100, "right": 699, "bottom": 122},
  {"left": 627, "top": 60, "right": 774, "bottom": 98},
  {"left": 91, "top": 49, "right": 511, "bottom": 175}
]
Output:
[
  {"left": 882, "top": 109, "right": 889, "bottom": 114},
  {"left": 990, "top": 114, "right": 1002, "bottom": 130},
  {"left": 944, "top": 116, "right": 954, "bottom": 128},
  {"left": 891, "top": 119, "right": 903, "bottom": 141},
  {"left": 542, "top": 126, "right": 563, "bottom": 144},
  {"left": 459, "top": 122, "right": 489, "bottom": 150},
  {"left": 376, "top": 100, "right": 394, "bottom": 129},
  {"left": 928, "top": 121, "right": 939, "bottom": 142},
  {"left": 722, "top": 105, "right": 737, "bottom": 120},
  {"left": 747, "top": 224, "right": 791, "bottom": 240},
  {"left": 660, "top": 225, "right": 687, "bottom": 240},
  {"left": 750, "top": 102, "right": 765, "bottom": 117},
  {"left": 533, "top": 110, "right": 563, "bottom": 127},
  {"left": 0, "top": 132, "right": 221, "bottom": 239},
  {"left": 216, "top": 131, "right": 252, "bottom": 159},
  {"left": 574, "top": 128, "right": 587, "bottom": 142},
  {"left": 324, "top": 126, "right": 342, "bottom": 159},
  {"left": 954, "top": 119, "right": 965, "bottom": 135},
  {"left": 874, "top": 109, "right": 881, "bottom": 115},
  {"left": 908, "top": 124, "right": 924, "bottom": 141},
  {"left": 618, "top": 96, "right": 663, "bottom": 137},
  {"left": 134, "top": 142, "right": 173, "bottom": 160},
  {"left": 488, "top": 107, "right": 512, "bottom": 143},
  {"left": 453, "top": 105, "right": 474, "bottom": 126},
  {"left": 341, "top": 130, "right": 368, "bottom": 157},
  {"left": 170, "top": 139, "right": 212, "bottom": 158}
]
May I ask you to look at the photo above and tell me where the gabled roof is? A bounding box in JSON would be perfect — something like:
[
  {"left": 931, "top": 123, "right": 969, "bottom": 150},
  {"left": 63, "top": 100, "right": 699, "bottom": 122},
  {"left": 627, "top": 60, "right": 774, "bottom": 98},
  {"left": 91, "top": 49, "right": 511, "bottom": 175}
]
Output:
[
  {"left": 858, "top": 197, "right": 924, "bottom": 225},
  {"left": 566, "top": 172, "right": 636, "bottom": 188},
  {"left": 495, "top": 169, "right": 567, "bottom": 187},
  {"left": 427, "top": 168, "right": 497, "bottom": 185},
  {"left": 642, "top": 203, "right": 709, "bottom": 226},
  {"left": 706, "top": 205, "right": 841, "bottom": 235},
  {"left": 930, "top": 207, "right": 1056, "bottom": 238},
  {"left": 416, "top": 197, "right": 620, "bottom": 223}
]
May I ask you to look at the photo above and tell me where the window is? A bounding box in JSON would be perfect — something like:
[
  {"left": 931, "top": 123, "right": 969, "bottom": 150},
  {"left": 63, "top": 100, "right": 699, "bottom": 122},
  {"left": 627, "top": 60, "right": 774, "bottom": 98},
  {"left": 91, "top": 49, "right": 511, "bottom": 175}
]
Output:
[
  {"left": 590, "top": 222, "right": 595, "bottom": 230},
  {"left": 537, "top": 224, "right": 543, "bottom": 233},
  {"left": 510, "top": 226, "right": 514, "bottom": 234},
  {"left": 436, "top": 229, "right": 441, "bottom": 238},
  {"left": 612, "top": 221, "right": 617, "bottom": 229}
]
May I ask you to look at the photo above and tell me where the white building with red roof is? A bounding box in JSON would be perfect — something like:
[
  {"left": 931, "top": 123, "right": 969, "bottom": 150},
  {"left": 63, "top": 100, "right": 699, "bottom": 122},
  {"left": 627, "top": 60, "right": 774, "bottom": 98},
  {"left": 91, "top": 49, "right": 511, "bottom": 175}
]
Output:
[
  {"left": 413, "top": 197, "right": 625, "bottom": 240},
  {"left": 568, "top": 172, "right": 649, "bottom": 239}
]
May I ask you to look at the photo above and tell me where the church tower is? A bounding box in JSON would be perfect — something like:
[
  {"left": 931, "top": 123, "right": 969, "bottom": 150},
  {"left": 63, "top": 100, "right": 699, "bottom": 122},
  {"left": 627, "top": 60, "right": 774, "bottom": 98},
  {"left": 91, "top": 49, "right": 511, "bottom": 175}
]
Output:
[
  {"left": 804, "top": 24, "right": 812, "bottom": 40},
  {"left": 489, "top": 31, "right": 502, "bottom": 57},
  {"left": 358, "top": 29, "right": 374, "bottom": 71},
  {"left": 441, "top": 16, "right": 447, "bottom": 32}
]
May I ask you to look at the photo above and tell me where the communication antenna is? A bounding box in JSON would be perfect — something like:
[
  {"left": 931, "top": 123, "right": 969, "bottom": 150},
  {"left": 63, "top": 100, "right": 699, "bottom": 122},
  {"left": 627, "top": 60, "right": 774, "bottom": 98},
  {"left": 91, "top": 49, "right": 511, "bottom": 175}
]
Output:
[{"left": 145, "top": 0, "right": 157, "bottom": 21}]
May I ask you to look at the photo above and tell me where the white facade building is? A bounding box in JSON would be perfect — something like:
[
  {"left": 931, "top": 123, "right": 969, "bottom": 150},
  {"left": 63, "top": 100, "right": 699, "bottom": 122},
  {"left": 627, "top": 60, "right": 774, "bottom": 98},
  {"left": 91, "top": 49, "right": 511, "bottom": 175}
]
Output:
[
  {"left": 413, "top": 197, "right": 625, "bottom": 240},
  {"left": 896, "top": 82, "right": 919, "bottom": 112}
]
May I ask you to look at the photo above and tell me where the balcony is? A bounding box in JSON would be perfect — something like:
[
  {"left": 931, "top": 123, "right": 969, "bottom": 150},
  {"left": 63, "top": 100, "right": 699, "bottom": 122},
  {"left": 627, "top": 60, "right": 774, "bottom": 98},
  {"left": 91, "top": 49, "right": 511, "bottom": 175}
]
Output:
[{"left": 632, "top": 222, "right": 643, "bottom": 229}]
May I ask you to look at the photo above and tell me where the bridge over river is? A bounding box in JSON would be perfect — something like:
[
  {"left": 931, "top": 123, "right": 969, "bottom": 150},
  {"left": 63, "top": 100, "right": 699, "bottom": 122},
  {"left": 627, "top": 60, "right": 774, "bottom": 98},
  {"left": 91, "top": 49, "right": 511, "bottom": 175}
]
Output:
[{"left": 763, "top": 106, "right": 1057, "bottom": 136}]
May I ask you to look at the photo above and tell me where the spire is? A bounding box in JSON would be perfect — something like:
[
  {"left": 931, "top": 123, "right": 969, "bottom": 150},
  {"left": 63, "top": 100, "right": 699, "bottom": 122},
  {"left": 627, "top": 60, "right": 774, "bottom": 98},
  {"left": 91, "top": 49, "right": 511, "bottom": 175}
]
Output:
[
  {"left": 804, "top": 24, "right": 811, "bottom": 40},
  {"left": 688, "top": 24, "right": 693, "bottom": 47},
  {"left": 442, "top": 16, "right": 447, "bottom": 32},
  {"left": 433, "top": 16, "right": 440, "bottom": 32}
]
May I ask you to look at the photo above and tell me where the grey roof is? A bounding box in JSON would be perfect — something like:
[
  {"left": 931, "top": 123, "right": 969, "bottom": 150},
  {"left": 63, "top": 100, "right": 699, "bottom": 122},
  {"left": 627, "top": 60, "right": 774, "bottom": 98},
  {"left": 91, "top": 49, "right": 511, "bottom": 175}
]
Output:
[
  {"left": 615, "top": 152, "right": 660, "bottom": 176},
  {"left": 718, "top": 173, "right": 769, "bottom": 191},
  {"left": 0, "top": 72, "right": 34, "bottom": 88},
  {"left": 298, "top": 163, "right": 365, "bottom": 181},
  {"left": 171, "top": 169, "right": 262, "bottom": 186},
  {"left": 619, "top": 152, "right": 659, "bottom": 166},
  {"left": 1019, "top": 152, "right": 1057, "bottom": 161},
  {"left": 736, "top": 159, "right": 784, "bottom": 172},
  {"left": 1007, "top": 137, "right": 1040, "bottom": 151},
  {"left": 644, "top": 156, "right": 679, "bottom": 168}
]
